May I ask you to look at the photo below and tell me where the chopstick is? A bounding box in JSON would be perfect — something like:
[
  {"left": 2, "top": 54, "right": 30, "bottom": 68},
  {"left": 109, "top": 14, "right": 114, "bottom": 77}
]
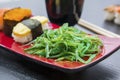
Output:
[{"left": 78, "top": 19, "right": 120, "bottom": 38}]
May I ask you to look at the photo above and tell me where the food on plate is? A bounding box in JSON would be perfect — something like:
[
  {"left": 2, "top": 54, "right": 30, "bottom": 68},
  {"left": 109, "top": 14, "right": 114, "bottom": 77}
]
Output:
[
  {"left": 104, "top": 5, "right": 116, "bottom": 21},
  {"left": 30, "top": 16, "right": 50, "bottom": 30},
  {"left": 114, "top": 6, "right": 120, "bottom": 25},
  {"left": 12, "top": 16, "right": 50, "bottom": 43},
  {"left": 104, "top": 5, "right": 120, "bottom": 25},
  {"left": 12, "top": 19, "right": 43, "bottom": 44},
  {"left": 3, "top": 7, "right": 32, "bottom": 36},
  {"left": 0, "top": 8, "right": 9, "bottom": 30},
  {"left": 25, "top": 23, "right": 103, "bottom": 64}
]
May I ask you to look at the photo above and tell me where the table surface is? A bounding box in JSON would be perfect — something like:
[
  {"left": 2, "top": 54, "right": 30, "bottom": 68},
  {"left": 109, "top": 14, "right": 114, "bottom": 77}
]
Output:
[{"left": 0, "top": 0, "right": 120, "bottom": 80}]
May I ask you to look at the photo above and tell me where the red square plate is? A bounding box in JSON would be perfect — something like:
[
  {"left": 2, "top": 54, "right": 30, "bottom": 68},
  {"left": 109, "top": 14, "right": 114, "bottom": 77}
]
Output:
[{"left": 0, "top": 23, "right": 120, "bottom": 73}]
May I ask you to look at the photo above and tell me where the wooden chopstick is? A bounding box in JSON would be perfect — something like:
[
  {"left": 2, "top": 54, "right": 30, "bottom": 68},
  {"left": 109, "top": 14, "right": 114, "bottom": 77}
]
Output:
[{"left": 78, "top": 19, "right": 120, "bottom": 38}]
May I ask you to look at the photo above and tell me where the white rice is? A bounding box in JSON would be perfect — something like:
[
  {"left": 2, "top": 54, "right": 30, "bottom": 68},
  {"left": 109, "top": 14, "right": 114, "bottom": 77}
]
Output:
[
  {"left": 114, "top": 12, "right": 120, "bottom": 25},
  {"left": 114, "top": 18, "right": 120, "bottom": 25},
  {"left": 104, "top": 11, "right": 115, "bottom": 21},
  {"left": 42, "top": 23, "right": 51, "bottom": 30},
  {"left": 12, "top": 33, "right": 32, "bottom": 44}
]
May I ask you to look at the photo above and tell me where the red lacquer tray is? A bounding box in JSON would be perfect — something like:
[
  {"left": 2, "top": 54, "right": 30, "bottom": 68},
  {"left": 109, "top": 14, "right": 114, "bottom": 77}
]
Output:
[{"left": 0, "top": 23, "right": 120, "bottom": 73}]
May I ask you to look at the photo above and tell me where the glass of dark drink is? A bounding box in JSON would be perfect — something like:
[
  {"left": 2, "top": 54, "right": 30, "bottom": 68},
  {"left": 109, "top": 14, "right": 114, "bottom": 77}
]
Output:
[{"left": 45, "top": 0, "right": 84, "bottom": 26}]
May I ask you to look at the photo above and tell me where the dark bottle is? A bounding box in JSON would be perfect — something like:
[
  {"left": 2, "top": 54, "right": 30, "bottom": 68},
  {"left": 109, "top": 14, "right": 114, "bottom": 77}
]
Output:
[{"left": 45, "top": 0, "right": 84, "bottom": 26}]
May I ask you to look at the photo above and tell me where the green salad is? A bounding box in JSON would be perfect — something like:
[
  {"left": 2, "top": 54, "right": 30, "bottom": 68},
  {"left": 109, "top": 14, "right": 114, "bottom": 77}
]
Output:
[{"left": 25, "top": 23, "right": 103, "bottom": 64}]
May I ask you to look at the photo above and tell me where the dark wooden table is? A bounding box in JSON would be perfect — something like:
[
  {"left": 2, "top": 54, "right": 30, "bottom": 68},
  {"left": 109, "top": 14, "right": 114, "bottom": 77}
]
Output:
[{"left": 0, "top": 0, "right": 120, "bottom": 80}]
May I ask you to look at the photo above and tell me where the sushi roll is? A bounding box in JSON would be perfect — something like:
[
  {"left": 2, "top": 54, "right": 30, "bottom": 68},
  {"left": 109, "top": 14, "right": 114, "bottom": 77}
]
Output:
[
  {"left": 3, "top": 7, "right": 32, "bottom": 36},
  {"left": 104, "top": 5, "right": 116, "bottom": 21},
  {"left": 12, "top": 19, "right": 43, "bottom": 44},
  {"left": 114, "top": 7, "right": 120, "bottom": 25},
  {"left": 30, "top": 16, "right": 50, "bottom": 30}
]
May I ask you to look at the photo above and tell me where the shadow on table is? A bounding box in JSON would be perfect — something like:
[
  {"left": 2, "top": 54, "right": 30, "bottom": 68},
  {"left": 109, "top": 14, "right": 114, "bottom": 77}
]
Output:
[
  {"left": 19, "top": 59, "right": 117, "bottom": 80},
  {"left": 0, "top": 48, "right": 118, "bottom": 80}
]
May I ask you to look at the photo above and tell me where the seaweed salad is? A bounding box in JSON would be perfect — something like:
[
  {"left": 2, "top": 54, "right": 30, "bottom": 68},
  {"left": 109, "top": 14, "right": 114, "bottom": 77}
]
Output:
[{"left": 25, "top": 23, "right": 103, "bottom": 64}]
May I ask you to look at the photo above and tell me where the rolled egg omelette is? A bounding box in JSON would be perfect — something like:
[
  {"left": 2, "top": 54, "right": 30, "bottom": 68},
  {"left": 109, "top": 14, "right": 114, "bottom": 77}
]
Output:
[{"left": 12, "top": 16, "right": 49, "bottom": 44}]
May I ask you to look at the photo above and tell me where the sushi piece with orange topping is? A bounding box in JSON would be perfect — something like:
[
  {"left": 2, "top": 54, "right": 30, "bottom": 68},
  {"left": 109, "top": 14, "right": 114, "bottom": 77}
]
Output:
[
  {"left": 3, "top": 7, "right": 32, "bottom": 36},
  {"left": 0, "top": 8, "right": 9, "bottom": 30},
  {"left": 104, "top": 5, "right": 116, "bottom": 21}
]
